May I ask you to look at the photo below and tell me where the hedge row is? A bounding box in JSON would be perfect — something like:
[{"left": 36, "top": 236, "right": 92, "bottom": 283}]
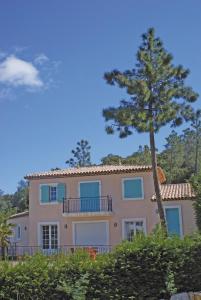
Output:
[{"left": 0, "top": 231, "right": 201, "bottom": 299}]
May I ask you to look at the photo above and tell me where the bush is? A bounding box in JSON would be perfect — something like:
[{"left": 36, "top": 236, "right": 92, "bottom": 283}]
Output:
[{"left": 0, "top": 232, "right": 201, "bottom": 299}]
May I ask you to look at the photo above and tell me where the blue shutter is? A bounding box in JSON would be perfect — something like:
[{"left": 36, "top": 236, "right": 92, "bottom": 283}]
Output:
[
  {"left": 41, "top": 185, "right": 49, "bottom": 203},
  {"left": 57, "top": 183, "right": 66, "bottom": 203},
  {"left": 165, "top": 207, "right": 181, "bottom": 236},
  {"left": 80, "top": 182, "right": 100, "bottom": 212},
  {"left": 124, "top": 179, "right": 143, "bottom": 199}
]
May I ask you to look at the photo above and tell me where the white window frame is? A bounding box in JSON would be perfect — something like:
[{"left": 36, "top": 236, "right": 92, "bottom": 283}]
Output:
[
  {"left": 16, "top": 224, "right": 21, "bottom": 240},
  {"left": 164, "top": 205, "right": 183, "bottom": 237},
  {"left": 39, "top": 183, "right": 59, "bottom": 205},
  {"left": 37, "top": 221, "right": 60, "bottom": 249},
  {"left": 122, "top": 177, "right": 144, "bottom": 200},
  {"left": 72, "top": 220, "right": 109, "bottom": 245},
  {"left": 49, "top": 185, "right": 57, "bottom": 202},
  {"left": 122, "top": 218, "right": 147, "bottom": 240}
]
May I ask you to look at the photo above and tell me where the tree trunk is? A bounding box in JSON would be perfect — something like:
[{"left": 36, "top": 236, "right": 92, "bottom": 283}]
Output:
[
  {"left": 195, "top": 129, "right": 199, "bottom": 174},
  {"left": 1, "top": 246, "right": 5, "bottom": 261},
  {"left": 149, "top": 129, "right": 167, "bottom": 234}
]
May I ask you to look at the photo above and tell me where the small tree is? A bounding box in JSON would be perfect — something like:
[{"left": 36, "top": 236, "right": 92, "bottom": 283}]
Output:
[
  {"left": 66, "top": 140, "right": 92, "bottom": 167},
  {"left": 103, "top": 28, "right": 198, "bottom": 231},
  {"left": 0, "top": 211, "right": 15, "bottom": 260}
]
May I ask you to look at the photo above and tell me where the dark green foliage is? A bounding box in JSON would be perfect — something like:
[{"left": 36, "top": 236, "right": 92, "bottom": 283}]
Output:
[
  {"left": 1, "top": 233, "right": 201, "bottom": 299},
  {"left": 190, "top": 172, "right": 201, "bottom": 231},
  {"left": 66, "top": 140, "right": 92, "bottom": 168},
  {"left": 190, "top": 109, "right": 201, "bottom": 174},
  {"left": 12, "top": 180, "right": 29, "bottom": 212},
  {"left": 101, "top": 126, "right": 201, "bottom": 183},
  {"left": 0, "top": 193, "right": 13, "bottom": 211},
  {"left": 0, "top": 180, "right": 29, "bottom": 213},
  {"left": 159, "top": 127, "right": 201, "bottom": 183},
  {"left": 51, "top": 167, "right": 61, "bottom": 171},
  {"left": 103, "top": 27, "right": 198, "bottom": 137},
  {"left": 101, "top": 145, "right": 151, "bottom": 166}
]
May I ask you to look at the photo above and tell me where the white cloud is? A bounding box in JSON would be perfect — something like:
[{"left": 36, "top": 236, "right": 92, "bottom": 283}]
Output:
[
  {"left": 0, "top": 55, "right": 43, "bottom": 88},
  {"left": 34, "top": 53, "right": 49, "bottom": 65}
]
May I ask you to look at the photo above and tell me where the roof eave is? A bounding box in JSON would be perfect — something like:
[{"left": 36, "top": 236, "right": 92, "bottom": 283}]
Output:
[{"left": 25, "top": 166, "right": 160, "bottom": 181}]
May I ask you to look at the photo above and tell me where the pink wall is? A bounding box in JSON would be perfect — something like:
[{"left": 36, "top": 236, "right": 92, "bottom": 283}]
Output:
[
  {"left": 9, "top": 215, "right": 29, "bottom": 247},
  {"left": 26, "top": 171, "right": 197, "bottom": 247}
]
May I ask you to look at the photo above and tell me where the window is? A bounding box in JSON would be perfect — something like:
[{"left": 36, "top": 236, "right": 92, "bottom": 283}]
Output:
[
  {"left": 123, "top": 220, "right": 145, "bottom": 241},
  {"left": 40, "top": 183, "right": 66, "bottom": 204},
  {"left": 122, "top": 178, "right": 144, "bottom": 200},
  {"left": 50, "top": 186, "right": 57, "bottom": 202},
  {"left": 16, "top": 225, "right": 21, "bottom": 240},
  {"left": 164, "top": 206, "right": 182, "bottom": 237},
  {"left": 41, "top": 224, "right": 58, "bottom": 250}
]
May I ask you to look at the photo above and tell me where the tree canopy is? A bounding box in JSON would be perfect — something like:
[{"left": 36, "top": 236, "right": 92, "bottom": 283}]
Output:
[
  {"left": 0, "top": 180, "right": 28, "bottom": 213},
  {"left": 66, "top": 140, "right": 92, "bottom": 168}
]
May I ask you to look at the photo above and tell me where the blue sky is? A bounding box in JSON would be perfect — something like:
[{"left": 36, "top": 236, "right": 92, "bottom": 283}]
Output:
[{"left": 1, "top": 0, "right": 201, "bottom": 193}]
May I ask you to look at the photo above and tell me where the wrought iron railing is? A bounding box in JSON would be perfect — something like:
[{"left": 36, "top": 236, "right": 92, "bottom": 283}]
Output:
[
  {"left": 0, "top": 245, "right": 112, "bottom": 260},
  {"left": 63, "top": 196, "right": 112, "bottom": 213}
]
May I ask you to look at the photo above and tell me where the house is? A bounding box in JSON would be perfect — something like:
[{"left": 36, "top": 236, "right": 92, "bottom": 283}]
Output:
[{"left": 9, "top": 165, "right": 196, "bottom": 255}]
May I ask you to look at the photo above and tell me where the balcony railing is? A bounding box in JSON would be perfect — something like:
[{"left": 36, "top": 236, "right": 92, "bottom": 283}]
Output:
[{"left": 63, "top": 196, "right": 112, "bottom": 214}]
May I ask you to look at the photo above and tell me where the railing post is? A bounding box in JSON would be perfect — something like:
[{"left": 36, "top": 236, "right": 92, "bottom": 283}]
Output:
[
  {"left": 67, "top": 198, "right": 70, "bottom": 213},
  {"left": 106, "top": 195, "right": 109, "bottom": 211},
  {"left": 108, "top": 195, "right": 112, "bottom": 212}
]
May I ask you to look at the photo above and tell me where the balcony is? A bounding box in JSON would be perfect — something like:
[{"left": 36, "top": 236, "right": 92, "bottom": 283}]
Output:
[{"left": 63, "top": 196, "right": 113, "bottom": 216}]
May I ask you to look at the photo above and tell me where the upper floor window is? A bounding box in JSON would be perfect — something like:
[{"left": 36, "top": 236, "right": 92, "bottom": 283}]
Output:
[
  {"left": 50, "top": 186, "right": 57, "bottom": 202},
  {"left": 122, "top": 177, "right": 144, "bottom": 200},
  {"left": 40, "top": 183, "right": 66, "bottom": 204}
]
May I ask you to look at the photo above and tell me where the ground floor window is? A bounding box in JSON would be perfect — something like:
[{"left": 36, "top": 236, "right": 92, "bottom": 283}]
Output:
[
  {"left": 41, "top": 224, "right": 58, "bottom": 250},
  {"left": 123, "top": 219, "right": 145, "bottom": 241}
]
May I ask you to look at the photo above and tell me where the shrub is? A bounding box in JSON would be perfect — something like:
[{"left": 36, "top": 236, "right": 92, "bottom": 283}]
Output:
[{"left": 0, "top": 233, "right": 201, "bottom": 299}]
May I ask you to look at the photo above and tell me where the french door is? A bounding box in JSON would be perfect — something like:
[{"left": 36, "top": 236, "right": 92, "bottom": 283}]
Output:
[{"left": 41, "top": 224, "right": 58, "bottom": 251}]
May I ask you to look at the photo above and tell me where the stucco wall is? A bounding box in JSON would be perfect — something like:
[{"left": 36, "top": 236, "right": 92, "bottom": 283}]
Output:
[
  {"left": 27, "top": 171, "right": 197, "bottom": 247},
  {"left": 9, "top": 215, "right": 29, "bottom": 247}
]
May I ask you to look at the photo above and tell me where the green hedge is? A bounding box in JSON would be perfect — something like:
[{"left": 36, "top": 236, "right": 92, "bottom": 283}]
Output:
[{"left": 0, "top": 232, "right": 201, "bottom": 299}]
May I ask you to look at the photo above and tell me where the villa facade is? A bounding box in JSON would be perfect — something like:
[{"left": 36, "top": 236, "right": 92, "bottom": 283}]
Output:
[{"left": 9, "top": 165, "right": 196, "bottom": 255}]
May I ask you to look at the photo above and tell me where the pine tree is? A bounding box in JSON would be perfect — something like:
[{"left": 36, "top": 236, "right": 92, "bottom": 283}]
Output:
[
  {"left": 103, "top": 28, "right": 198, "bottom": 232},
  {"left": 66, "top": 140, "right": 92, "bottom": 167}
]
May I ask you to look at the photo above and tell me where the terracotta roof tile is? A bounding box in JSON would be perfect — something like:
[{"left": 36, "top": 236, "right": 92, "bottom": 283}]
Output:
[
  {"left": 152, "top": 183, "right": 196, "bottom": 201},
  {"left": 25, "top": 165, "right": 166, "bottom": 182}
]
